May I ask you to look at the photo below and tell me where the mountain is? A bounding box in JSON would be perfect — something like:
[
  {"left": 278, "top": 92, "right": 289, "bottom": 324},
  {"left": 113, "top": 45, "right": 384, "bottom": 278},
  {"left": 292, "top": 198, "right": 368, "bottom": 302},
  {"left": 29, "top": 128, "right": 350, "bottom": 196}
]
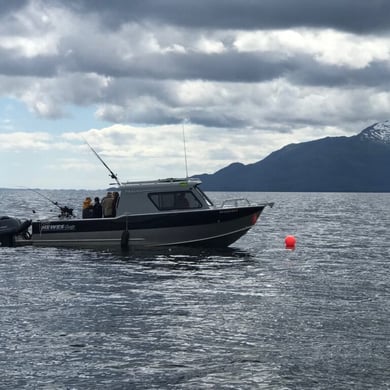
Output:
[{"left": 196, "top": 121, "right": 390, "bottom": 192}]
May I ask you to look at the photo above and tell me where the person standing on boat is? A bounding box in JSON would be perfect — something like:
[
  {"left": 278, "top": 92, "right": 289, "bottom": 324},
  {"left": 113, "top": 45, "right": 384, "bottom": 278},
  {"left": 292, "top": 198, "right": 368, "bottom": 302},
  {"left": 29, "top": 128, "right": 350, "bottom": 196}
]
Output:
[
  {"left": 101, "top": 192, "right": 114, "bottom": 217},
  {"left": 92, "top": 197, "right": 103, "bottom": 218},
  {"left": 82, "top": 197, "right": 94, "bottom": 218},
  {"left": 112, "top": 191, "right": 120, "bottom": 217}
]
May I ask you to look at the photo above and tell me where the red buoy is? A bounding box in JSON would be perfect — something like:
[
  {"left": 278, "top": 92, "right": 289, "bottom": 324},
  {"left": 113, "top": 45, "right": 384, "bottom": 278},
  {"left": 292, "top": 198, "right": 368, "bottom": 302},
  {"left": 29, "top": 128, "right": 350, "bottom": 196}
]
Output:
[{"left": 285, "top": 235, "right": 296, "bottom": 249}]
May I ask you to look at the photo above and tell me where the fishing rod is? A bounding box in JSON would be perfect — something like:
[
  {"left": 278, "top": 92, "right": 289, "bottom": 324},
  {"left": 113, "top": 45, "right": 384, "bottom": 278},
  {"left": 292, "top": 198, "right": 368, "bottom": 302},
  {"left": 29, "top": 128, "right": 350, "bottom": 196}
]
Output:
[
  {"left": 83, "top": 138, "right": 121, "bottom": 186},
  {"left": 23, "top": 187, "right": 75, "bottom": 218}
]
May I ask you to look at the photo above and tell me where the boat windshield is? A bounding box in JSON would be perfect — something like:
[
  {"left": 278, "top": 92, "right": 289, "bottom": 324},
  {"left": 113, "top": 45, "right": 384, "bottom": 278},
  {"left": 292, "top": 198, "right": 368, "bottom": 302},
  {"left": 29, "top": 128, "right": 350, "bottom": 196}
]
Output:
[{"left": 195, "top": 186, "right": 214, "bottom": 207}]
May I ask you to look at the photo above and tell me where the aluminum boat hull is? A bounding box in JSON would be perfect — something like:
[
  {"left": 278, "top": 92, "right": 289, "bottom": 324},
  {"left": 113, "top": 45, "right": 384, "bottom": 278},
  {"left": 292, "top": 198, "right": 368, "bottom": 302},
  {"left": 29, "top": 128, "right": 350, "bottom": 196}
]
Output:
[{"left": 31, "top": 206, "right": 264, "bottom": 249}]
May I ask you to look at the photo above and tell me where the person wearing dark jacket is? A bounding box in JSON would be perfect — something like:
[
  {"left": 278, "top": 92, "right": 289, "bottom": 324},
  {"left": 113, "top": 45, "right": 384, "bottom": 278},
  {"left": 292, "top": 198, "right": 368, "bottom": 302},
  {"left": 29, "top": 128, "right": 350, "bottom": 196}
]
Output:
[
  {"left": 112, "top": 191, "right": 120, "bottom": 217},
  {"left": 92, "top": 197, "right": 103, "bottom": 218}
]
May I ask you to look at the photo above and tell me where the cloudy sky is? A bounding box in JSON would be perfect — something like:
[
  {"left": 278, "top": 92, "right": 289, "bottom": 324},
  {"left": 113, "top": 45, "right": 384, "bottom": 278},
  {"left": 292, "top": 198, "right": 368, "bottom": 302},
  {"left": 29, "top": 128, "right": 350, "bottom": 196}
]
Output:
[{"left": 1, "top": 0, "right": 389, "bottom": 189}]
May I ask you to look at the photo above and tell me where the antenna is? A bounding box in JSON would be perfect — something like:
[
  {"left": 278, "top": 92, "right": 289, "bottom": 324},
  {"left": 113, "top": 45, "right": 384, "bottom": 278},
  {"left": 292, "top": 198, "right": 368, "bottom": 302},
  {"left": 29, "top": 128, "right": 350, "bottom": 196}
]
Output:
[
  {"left": 182, "top": 123, "right": 189, "bottom": 179},
  {"left": 84, "top": 138, "right": 121, "bottom": 186}
]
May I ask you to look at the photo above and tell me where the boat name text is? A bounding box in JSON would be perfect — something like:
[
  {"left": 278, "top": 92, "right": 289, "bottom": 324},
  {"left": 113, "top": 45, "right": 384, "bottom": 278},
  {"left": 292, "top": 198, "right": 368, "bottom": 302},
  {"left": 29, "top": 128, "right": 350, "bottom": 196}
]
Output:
[{"left": 41, "top": 223, "right": 76, "bottom": 232}]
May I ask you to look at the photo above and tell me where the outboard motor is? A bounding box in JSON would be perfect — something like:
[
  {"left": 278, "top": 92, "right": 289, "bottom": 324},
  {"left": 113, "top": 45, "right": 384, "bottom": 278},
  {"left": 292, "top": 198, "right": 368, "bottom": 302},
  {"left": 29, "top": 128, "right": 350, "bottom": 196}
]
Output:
[{"left": 0, "top": 216, "right": 32, "bottom": 247}]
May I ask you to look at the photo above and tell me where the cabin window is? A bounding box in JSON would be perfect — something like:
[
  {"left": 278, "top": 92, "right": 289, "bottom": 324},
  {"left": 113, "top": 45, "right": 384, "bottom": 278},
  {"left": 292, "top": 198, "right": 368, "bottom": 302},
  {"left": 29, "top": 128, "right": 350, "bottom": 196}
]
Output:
[{"left": 149, "top": 191, "right": 202, "bottom": 211}]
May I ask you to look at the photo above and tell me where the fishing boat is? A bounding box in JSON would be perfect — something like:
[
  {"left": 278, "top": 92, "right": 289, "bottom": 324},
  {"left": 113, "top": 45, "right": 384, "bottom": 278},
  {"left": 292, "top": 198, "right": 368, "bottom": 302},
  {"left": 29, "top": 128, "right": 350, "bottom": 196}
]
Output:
[
  {"left": 1, "top": 142, "right": 274, "bottom": 249},
  {"left": 2, "top": 177, "right": 273, "bottom": 249},
  {"left": 32, "top": 177, "right": 273, "bottom": 248}
]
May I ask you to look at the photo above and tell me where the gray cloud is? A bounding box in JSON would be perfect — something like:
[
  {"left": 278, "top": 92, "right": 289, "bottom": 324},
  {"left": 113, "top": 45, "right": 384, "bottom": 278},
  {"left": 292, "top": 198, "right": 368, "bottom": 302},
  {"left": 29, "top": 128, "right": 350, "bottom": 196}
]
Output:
[
  {"left": 0, "top": 49, "right": 59, "bottom": 77},
  {"left": 64, "top": 0, "right": 390, "bottom": 33},
  {"left": 3, "top": 38, "right": 390, "bottom": 90},
  {"left": 63, "top": 50, "right": 291, "bottom": 82},
  {"left": 0, "top": 0, "right": 28, "bottom": 14},
  {"left": 2, "top": 1, "right": 389, "bottom": 88},
  {"left": 18, "top": 44, "right": 390, "bottom": 89},
  {"left": 0, "top": 0, "right": 389, "bottom": 133},
  {"left": 289, "top": 58, "right": 390, "bottom": 88}
]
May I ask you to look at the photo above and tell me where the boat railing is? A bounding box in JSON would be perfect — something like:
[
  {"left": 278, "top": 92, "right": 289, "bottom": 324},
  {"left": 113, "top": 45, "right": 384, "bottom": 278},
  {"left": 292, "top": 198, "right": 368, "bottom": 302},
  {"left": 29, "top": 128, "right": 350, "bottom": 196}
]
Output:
[
  {"left": 219, "top": 199, "right": 275, "bottom": 209},
  {"left": 220, "top": 198, "right": 252, "bottom": 208}
]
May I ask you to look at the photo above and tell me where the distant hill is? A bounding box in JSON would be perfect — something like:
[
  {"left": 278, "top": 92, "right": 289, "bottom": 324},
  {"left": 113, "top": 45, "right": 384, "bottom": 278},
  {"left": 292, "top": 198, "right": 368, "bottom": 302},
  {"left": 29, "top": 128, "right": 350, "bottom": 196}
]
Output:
[{"left": 196, "top": 121, "right": 390, "bottom": 192}]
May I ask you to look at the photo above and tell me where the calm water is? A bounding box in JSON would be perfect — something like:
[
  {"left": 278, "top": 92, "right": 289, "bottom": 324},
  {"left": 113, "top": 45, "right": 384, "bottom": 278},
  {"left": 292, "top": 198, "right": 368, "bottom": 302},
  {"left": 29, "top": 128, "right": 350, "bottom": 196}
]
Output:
[{"left": 0, "top": 189, "right": 389, "bottom": 389}]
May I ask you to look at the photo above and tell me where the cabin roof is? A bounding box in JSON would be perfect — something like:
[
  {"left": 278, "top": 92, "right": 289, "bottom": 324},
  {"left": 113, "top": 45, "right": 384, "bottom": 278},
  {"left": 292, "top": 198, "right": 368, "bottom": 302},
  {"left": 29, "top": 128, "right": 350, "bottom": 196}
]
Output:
[{"left": 119, "top": 177, "right": 202, "bottom": 191}]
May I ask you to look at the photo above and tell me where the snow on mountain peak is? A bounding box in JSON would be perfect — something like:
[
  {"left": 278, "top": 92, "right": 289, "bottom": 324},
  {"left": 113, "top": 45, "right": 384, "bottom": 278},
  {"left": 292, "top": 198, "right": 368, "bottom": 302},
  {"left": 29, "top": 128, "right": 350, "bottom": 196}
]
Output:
[{"left": 359, "top": 120, "right": 390, "bottom": 144}]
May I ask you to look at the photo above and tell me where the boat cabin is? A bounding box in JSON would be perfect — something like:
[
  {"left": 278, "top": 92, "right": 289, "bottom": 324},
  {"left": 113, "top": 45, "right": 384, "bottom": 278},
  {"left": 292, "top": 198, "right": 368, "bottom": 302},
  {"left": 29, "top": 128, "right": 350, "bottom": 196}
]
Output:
[{"left": 116, "top": 178, "right": 214, "bottom": 215}]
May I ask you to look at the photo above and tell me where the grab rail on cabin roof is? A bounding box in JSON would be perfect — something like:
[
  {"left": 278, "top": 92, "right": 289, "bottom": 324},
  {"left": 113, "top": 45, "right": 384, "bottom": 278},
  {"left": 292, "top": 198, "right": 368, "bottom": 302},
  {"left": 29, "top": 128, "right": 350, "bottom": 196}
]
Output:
[{"left": 121, "top": 177, "right": 201, "bottom": 186}]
